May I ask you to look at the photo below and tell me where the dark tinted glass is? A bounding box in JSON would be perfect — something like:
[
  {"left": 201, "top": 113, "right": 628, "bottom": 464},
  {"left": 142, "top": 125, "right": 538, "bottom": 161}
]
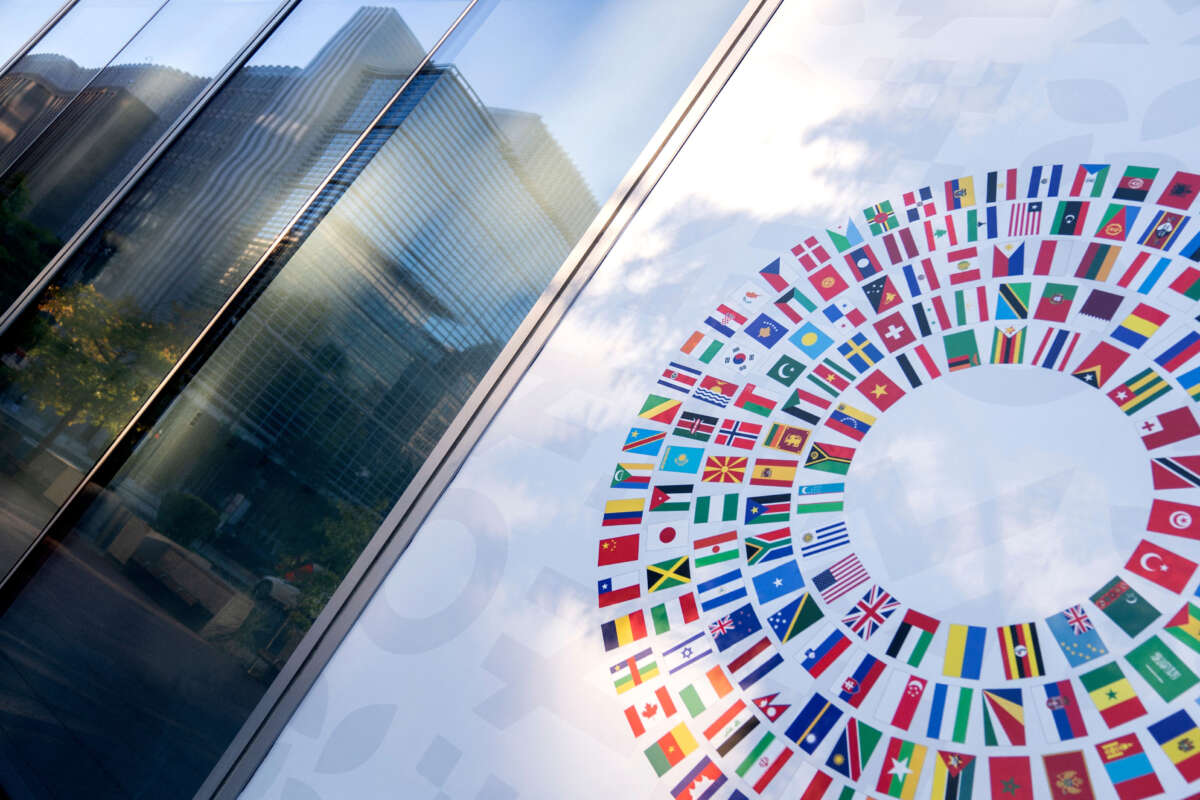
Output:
[
  {"left": 0, "top": 0, "right": 748, "bottom": 797},
  {"left": 0, "top": 0, "right": 283, "bottom": 305}
]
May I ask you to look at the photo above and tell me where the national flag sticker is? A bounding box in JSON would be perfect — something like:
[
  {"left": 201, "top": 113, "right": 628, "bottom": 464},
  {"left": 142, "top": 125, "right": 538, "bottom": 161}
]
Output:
[{"left": 591, "top": 163, "right": 1200, "bottom": 794}]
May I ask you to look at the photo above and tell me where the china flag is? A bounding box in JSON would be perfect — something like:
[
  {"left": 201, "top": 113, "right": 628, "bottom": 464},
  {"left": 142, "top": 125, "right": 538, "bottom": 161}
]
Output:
[{"left": 1125, "top": 539, "right": 1197, "bottom": 593}]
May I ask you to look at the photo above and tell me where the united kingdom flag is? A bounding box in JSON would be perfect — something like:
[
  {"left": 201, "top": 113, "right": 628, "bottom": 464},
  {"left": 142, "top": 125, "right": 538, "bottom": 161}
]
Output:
[
  {"left": 1063, "top": 604, "right": 1093, "bottom": 635},
  {"left": 841, "top": 585, "right": 900, "bottom": 641}
]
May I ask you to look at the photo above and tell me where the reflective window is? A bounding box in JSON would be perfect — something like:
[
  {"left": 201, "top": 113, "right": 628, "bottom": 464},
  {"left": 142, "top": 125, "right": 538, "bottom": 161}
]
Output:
[
  {"left": 0, "top": 0, "right": 70, "bottom": 67},
  {"left": 0, "top": 0, "right": 283, "bottom": 305},
  {"left": 0, "top": 0, "right": 748, "bottom": 797}
]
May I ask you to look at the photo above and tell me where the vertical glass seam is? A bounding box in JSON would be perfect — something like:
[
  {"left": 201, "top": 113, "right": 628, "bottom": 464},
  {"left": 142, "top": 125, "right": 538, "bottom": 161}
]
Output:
[
  {"left": 0, "top": 0, "right": 82, "bottom": 78},
  {"left": 197, "top": 0, "right": 782, "bottom": 796}
]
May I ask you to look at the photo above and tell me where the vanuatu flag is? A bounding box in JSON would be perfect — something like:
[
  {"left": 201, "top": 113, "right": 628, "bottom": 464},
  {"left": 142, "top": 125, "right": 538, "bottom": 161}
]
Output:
[{"left": 805, "top": 441, "right": 855, "bottom": 474}]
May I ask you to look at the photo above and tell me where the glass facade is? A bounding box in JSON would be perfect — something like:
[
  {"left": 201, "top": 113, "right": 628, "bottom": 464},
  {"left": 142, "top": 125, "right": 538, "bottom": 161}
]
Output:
[{"left": 0, "top": 0, "right": 751, "bottom": 798}]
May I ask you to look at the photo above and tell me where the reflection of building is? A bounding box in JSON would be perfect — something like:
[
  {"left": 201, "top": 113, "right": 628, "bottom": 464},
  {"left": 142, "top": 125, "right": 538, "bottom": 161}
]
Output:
[
  {"left": 113, "top": 10, "right": 597, "bottom": 567},
  {"left": 0, "top": 54, "right": 206, "bottom": 236}
]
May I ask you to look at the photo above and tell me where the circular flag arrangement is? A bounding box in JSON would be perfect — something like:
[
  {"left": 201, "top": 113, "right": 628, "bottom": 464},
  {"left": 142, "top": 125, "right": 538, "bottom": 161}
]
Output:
[{"left": 595, "top": 164, "right": 1200, "bottom": 800}]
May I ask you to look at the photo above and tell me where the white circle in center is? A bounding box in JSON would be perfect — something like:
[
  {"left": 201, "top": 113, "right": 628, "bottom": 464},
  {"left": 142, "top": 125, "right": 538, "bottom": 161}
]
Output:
[{"left": 843, "top": 365, "right": 1149, "bottom": 625}]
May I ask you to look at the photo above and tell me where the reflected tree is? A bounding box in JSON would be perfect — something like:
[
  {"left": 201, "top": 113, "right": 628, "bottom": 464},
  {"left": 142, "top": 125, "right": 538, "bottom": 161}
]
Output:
[
  {"left": 1, "top": 282, "right": 182, "bottom": 455},
  {"left": 0, "top": 174, "right": 61, "bottom": 305}
]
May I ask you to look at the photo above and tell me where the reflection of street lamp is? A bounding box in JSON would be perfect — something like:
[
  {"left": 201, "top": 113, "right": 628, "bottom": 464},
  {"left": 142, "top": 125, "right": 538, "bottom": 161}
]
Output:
[{"left": 357, "top": 466, "right": 370, "bottom": 478}]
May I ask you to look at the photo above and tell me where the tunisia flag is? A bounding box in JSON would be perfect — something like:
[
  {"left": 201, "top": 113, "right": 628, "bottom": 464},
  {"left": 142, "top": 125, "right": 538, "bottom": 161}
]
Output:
[{"left": 1148, "top": 499, "right": 1200, "bottom": 541}]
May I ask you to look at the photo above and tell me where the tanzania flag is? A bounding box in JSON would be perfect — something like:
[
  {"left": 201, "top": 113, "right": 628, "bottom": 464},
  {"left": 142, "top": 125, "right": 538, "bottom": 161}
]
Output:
[{"left": 875, "top": 737, "right": 926, "bottom": 799}]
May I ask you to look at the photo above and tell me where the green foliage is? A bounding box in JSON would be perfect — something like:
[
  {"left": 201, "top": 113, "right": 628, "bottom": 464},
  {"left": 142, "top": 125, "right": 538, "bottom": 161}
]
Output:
[
  {"left": 0, "top": 174, "right": 61, "bottom": 305},
  {"left": 156, "top": 491, "right": 220, "bottom": 545},
  {"left": 3, "top": 282, "right": 182, "bottom": 437}
]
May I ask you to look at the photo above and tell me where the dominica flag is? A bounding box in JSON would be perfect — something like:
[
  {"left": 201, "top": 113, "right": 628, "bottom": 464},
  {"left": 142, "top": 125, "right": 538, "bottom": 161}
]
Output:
[
  {"left": 886, "top": 608, "right": 939, "bottom": 667},
  {"left": 1095, "top": 733, "right": 1162, "bottom": 800},
  {"left": 988, "top": 756, "right": 1034, "bottom": 800},
  {"left": 875, "top": 737, "right": 926, "bottom": 799},
  {"left": 1125, "top": 635, "right": 1198, "bottom": 702},
  {"left": 1106, "top": 367, "right": 1170, "bottom": 415},
  {"left": 825, "top": 717, "right": 882, "bottom": 781},
  {"left": 996, "top": 621, "right": 1045, "bottom": 678},
  {"left": 639, "top": 394, "right": 682, "bottom": 424},
  {"left": 1165, "top": 602, "right": 1200, "bottom": 654},
  {"left": 1078, "top": 661, "right": 1145, "bottom": 727},
  {"left": 1148, "top": 708, "right": 1200, "bottom": 782},
  {"left": 981, "top": 687, "right": 1026, "bottom": 746},
  {"left": 944, "top": 624, "right": 987, "bottom": 679},
  {"left": 864, "top": 200, "right": 899, "bottom": 234},
  {"left": 931, "top": 751, "right": 975, "bottom": 800},
  {"left": 1042, "top": 679, "right": 1087, "bottom": 741},
  {"left": 744, "top": 527, "right": 793, "bottom": 565},
  {"left": 644, "top": 721, "right": 698, "bottom": 776},
  {"left": 1041, "top": 750, "right": 1096, "bottom": 800},
  {"left": 805, "top": 441, "right": 855, "bottom": 474},
  {"left": 990, "top": 325, "right": 1025, "bottom": 364}
]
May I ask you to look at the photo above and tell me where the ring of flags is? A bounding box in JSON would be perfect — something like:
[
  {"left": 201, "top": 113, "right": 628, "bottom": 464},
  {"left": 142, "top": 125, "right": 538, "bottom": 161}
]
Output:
[{"left": 596, "top": 163, "right": 1200, "bottom": 800}]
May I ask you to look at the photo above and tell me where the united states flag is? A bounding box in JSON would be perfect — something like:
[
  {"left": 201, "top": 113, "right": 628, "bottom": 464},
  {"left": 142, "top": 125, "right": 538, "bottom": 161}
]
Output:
[{"left": 811, "top": 553, "right": 869, "bottom": 603}]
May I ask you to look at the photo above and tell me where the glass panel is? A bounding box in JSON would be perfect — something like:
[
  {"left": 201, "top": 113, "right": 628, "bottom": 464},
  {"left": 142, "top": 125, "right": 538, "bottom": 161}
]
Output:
[
  {"left": 0, "top": 0, "right": 284, "bottom": 305},
  {"left": 0, "top": 0, "right": 69, "bottom": 66},
  {"left": 236, "top": 3, "right": 1200, "bottom": 800},
  {"left": 0, "top": 0, "right": 463, "bottom": 573},
  {"left": 0, "top": 0, "right": 748, "bottom": 797}
]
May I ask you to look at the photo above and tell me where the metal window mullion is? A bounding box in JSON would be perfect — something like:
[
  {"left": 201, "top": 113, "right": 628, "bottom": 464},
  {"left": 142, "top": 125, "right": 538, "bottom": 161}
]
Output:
[
  {"left": 0, "top": 0, "right": 302, "bottom": 338},
  {"left": 200, "top": 0, "right": 784, "bottom": 797},
  {"left": 0, "top": 0, "right": 83, "bottom": 79}
]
